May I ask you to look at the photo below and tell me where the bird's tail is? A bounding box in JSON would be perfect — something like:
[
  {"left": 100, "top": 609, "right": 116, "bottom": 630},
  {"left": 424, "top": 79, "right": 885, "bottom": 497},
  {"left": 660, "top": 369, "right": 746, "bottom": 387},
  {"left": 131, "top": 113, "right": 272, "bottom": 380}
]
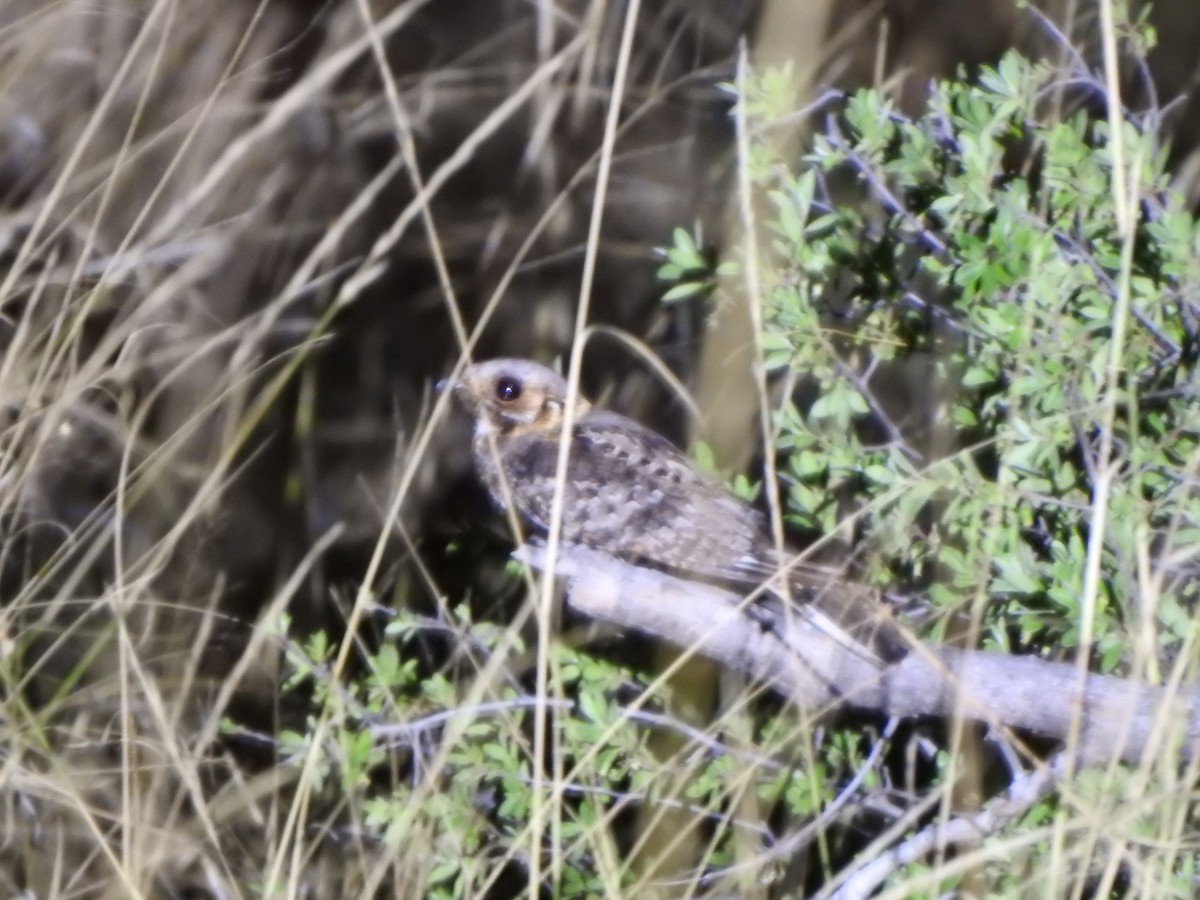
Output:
[{"left": 754, "top": 568, "right": 910, "bottom": 664}]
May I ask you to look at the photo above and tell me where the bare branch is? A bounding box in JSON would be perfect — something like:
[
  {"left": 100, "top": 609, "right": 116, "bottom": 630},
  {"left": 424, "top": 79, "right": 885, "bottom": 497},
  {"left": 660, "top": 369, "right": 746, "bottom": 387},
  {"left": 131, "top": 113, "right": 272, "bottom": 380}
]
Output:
[
  {"left": 829, "top": 755, "right": 1066, "bottom": 899},
  {"left": 518, "top": 544, "right": 1200, "bottom": 767}
]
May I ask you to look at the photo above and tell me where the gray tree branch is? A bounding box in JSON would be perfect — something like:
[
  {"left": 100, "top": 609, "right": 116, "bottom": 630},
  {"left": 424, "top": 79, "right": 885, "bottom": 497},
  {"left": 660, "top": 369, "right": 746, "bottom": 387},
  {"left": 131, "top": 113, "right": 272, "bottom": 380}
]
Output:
[{"left": 516, "top": 544, "right": 1200, "bottom": 767}]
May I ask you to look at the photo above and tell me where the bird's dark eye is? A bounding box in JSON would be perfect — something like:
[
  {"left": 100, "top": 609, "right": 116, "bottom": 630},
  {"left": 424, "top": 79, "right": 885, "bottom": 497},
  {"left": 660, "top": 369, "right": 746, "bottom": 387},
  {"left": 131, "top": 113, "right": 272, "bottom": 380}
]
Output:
[{"left": 495, "top": 377, "right": 522, "bottom": 402}]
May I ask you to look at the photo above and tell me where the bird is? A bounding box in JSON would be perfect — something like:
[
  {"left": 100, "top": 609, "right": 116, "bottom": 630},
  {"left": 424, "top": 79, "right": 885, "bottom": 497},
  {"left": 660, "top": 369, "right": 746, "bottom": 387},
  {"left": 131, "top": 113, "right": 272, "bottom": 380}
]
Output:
[{"left": 448, "top": 357, "right": 907, "bottom": 662}]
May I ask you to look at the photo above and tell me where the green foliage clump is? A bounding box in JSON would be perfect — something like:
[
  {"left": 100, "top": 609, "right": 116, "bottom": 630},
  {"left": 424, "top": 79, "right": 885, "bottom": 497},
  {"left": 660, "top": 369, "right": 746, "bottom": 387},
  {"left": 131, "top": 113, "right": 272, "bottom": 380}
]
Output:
[
  {"left": 270, "top": 608, "right": 825, "bottom": 897},
  {"left": 670, "top": 51, "right": 1200, "bottom": 667}
]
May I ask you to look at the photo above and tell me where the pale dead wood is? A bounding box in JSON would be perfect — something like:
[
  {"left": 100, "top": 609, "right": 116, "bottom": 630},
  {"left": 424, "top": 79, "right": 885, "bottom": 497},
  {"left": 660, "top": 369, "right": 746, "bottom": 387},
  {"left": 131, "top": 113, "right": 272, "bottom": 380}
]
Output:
[
  {"left": 517, "top": 544, "right": 1200, "bottom": 767},
  {"left": 829, "top": 755, "right": 1066, "bottom": 900}
]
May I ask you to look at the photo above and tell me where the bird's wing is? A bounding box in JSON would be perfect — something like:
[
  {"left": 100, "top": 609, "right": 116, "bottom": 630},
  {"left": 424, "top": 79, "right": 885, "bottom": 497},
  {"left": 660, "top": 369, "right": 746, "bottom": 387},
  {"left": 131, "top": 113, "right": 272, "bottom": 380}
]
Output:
[
  {"left": 499, "top": 410, "right": 769, "bottom": 581},
  {"left": 500, "top": 411, "right": 906, "bottom": 661}
]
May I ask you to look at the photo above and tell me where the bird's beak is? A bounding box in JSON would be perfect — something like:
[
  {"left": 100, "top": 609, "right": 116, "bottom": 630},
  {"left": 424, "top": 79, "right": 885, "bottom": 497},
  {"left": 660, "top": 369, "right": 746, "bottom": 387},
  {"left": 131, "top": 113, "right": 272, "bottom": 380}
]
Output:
[
  {"left": 436, "top": 369, "right": 465, "bottom": 396},
  {"left": 436, "top": 370, "right": 475, "bottom": 412}
]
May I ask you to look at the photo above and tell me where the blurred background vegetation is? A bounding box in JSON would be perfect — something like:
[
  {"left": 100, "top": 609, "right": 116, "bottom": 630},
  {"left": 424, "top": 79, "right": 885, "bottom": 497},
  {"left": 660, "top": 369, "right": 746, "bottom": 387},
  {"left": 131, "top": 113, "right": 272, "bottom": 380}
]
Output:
[{"left": 3, "top": 0, "right": 1200, "bottom": 896}]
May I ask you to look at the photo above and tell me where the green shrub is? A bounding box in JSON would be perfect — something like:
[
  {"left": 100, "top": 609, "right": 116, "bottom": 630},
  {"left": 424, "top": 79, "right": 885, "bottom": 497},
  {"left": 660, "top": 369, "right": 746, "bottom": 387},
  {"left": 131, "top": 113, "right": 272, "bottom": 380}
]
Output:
[{"left": 666, "top": 50, "right": 1200, "bottom": 670}]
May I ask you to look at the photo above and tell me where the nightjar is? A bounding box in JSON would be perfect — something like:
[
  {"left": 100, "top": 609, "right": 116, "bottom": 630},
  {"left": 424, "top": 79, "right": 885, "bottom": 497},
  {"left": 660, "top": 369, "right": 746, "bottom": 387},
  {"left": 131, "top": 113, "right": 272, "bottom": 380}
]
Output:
[{"left": 450, "top": 357, "right": 906, "bottom": 662}]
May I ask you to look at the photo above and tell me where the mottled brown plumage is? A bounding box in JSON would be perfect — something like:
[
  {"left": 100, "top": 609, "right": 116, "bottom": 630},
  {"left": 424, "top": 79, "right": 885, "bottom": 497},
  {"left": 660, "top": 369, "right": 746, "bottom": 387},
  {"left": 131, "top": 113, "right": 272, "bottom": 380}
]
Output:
[{"left": 451, "top": 358, "right": 906, "bottom": 661}]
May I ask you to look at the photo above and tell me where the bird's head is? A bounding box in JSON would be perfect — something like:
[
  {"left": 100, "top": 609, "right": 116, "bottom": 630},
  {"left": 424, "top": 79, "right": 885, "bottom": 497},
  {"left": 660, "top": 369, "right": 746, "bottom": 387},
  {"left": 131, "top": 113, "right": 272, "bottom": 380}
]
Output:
[{"left": 449, "top": 358, "right": 591, "bottom": 438}]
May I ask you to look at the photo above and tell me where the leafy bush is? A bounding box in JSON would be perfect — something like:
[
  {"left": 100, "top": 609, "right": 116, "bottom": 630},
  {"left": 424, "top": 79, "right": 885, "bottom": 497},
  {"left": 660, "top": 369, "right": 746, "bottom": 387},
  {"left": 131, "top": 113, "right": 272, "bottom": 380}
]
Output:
[
  {"left": 671, "top": 50, "right": 1200, "bottom": 671},
  {"left": 272, "top": 608, "right": 832, "bottom": 896}
]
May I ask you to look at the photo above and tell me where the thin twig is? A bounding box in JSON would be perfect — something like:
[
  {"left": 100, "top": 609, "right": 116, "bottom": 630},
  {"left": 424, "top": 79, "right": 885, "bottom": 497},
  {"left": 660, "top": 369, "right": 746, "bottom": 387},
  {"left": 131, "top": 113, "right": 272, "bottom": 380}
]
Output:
[{"left": 831, "top": 754, "right": 1065, "bottom": 900}]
